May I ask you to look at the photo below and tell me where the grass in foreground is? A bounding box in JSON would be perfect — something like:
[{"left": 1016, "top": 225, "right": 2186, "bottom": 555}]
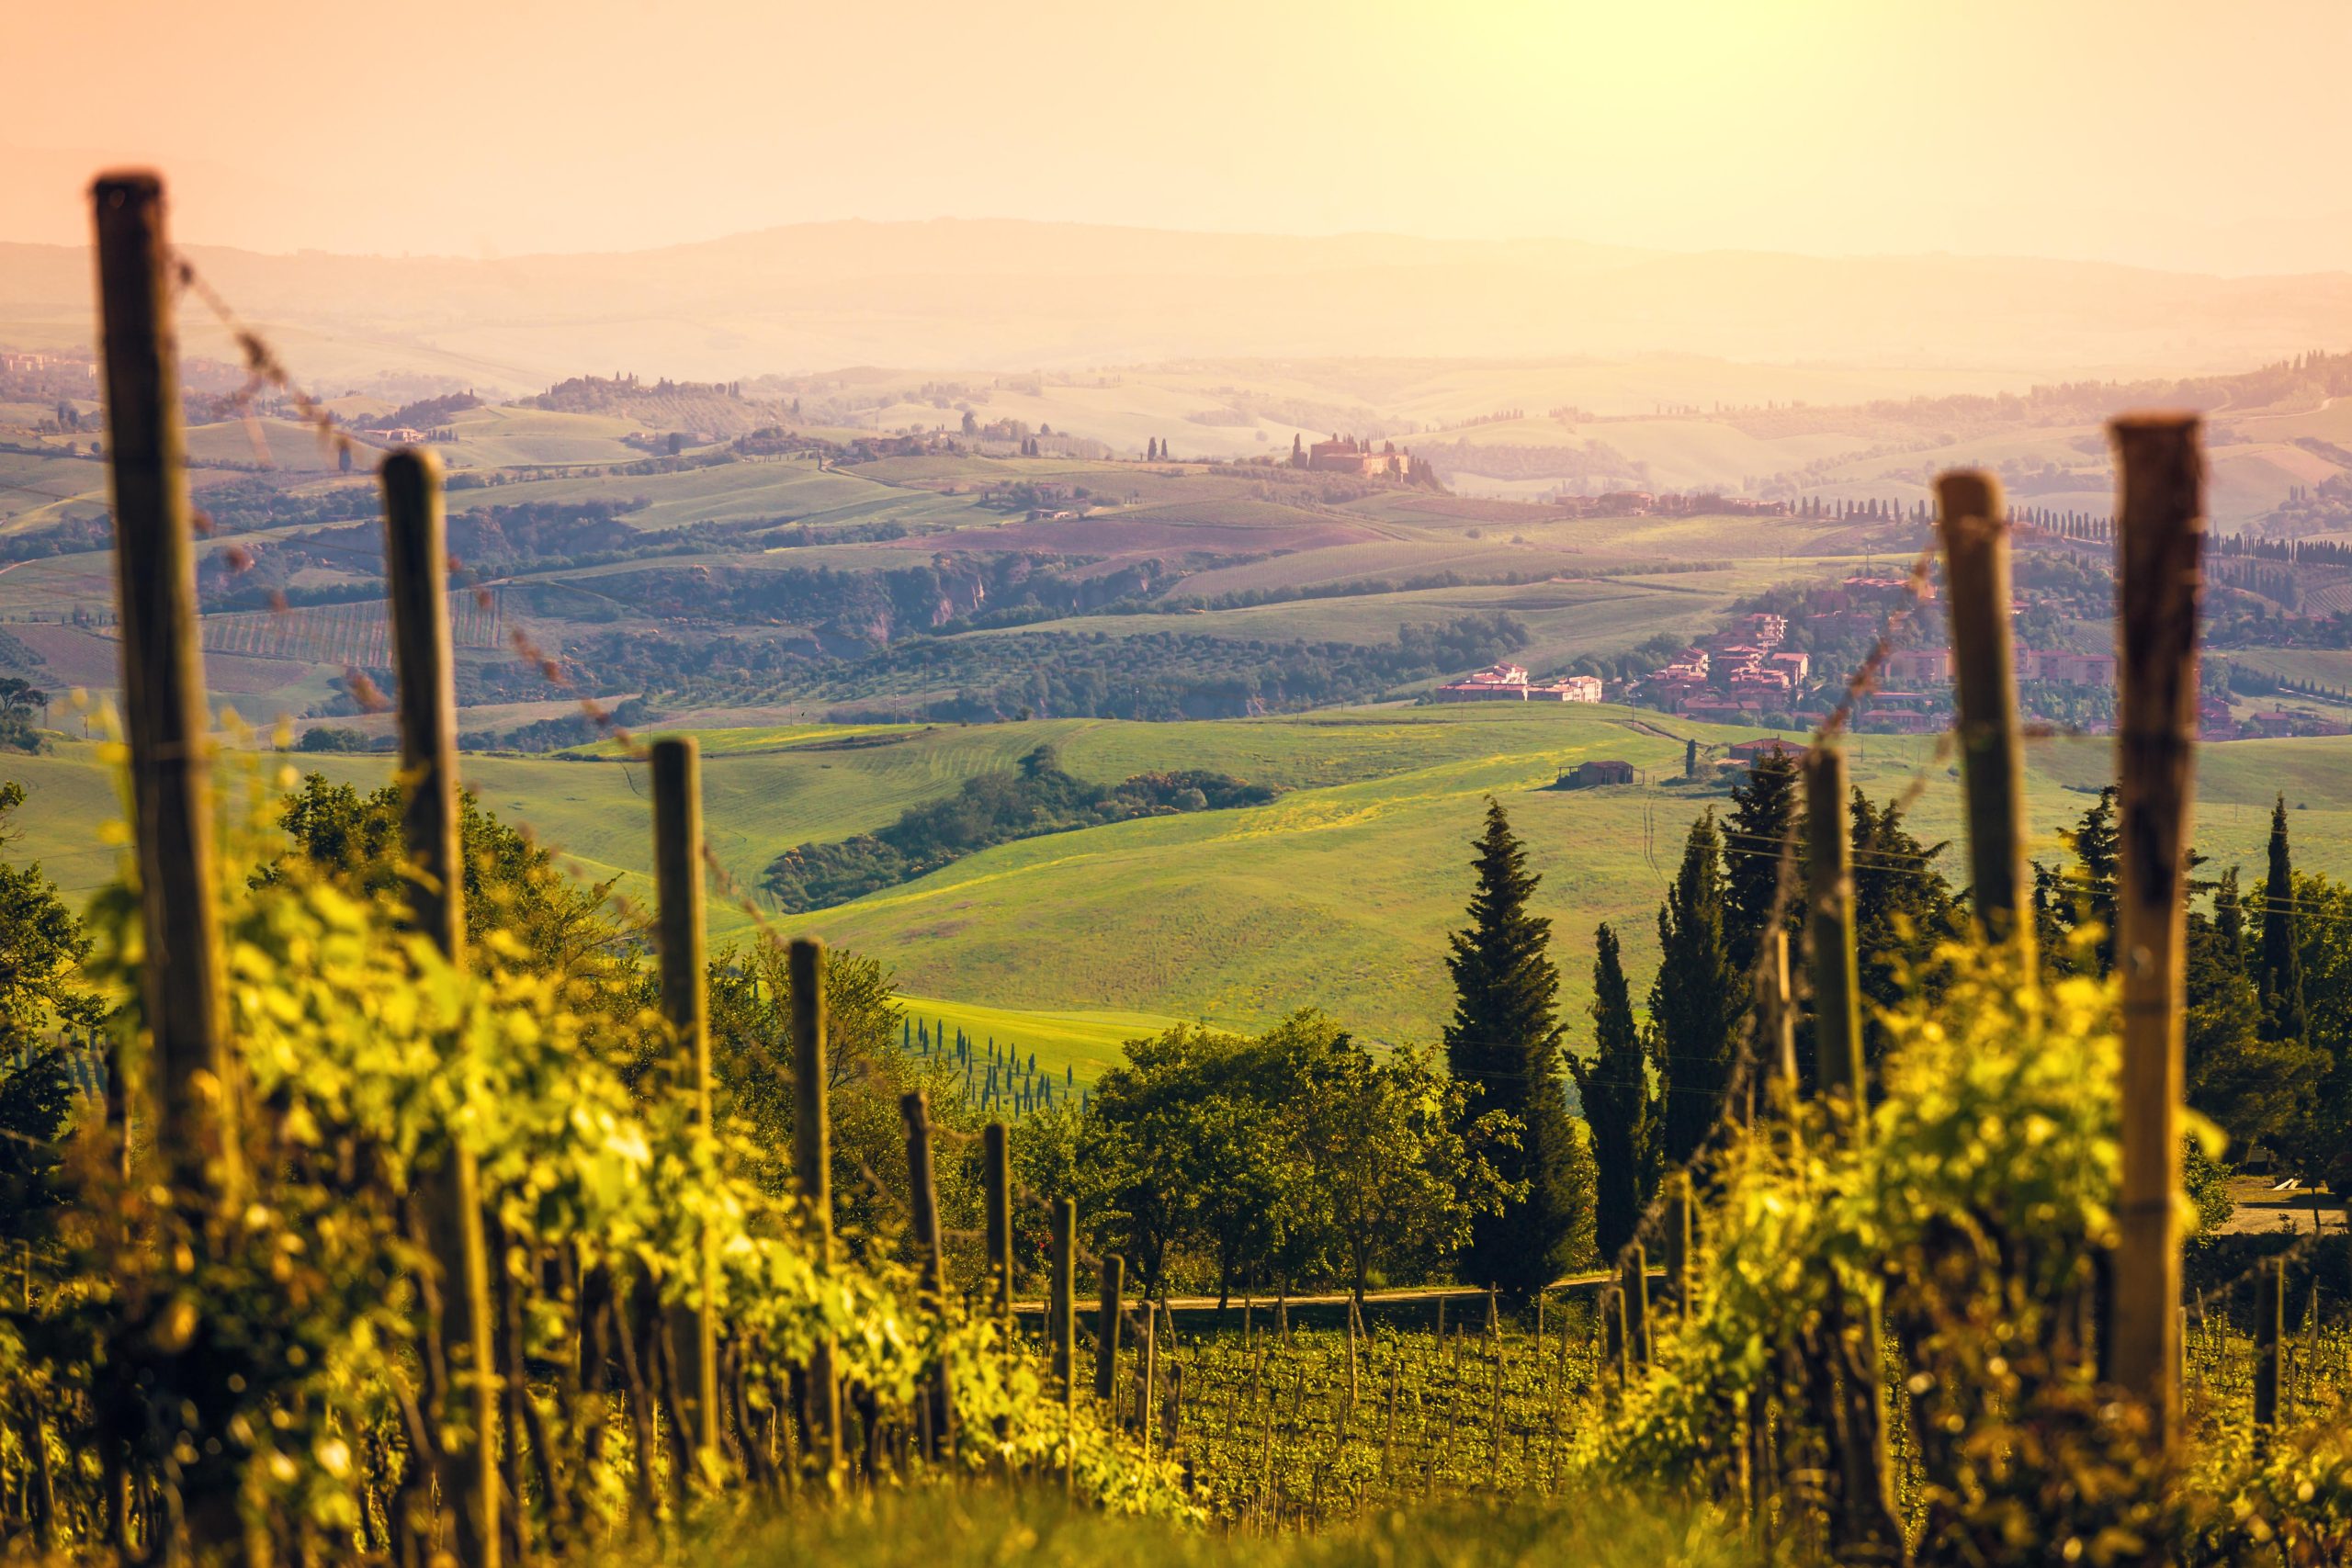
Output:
[{"left": 620, "top": 1485, "right": 1757, "bottom": 1568}]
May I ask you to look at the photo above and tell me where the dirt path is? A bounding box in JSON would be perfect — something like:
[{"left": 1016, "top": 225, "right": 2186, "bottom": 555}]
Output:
[{"left": 2218, "top": 1175, "right": 2346, "bottom": 1237}]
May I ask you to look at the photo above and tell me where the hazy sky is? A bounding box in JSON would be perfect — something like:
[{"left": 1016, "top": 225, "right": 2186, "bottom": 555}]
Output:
[{"left": 6, "top": 0, "right": 2347, "bottom": 273}]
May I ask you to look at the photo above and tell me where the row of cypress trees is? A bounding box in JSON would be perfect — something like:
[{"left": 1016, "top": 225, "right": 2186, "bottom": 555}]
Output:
[
  {"left": 1441, "top": 759, "right": 2351, "bottom": 1292},
  {"left": 1439, "top": 754, "right": 1964, "bottom": 1281}
]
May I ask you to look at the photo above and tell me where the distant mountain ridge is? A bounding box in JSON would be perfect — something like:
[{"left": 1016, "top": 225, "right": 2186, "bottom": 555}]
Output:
[{"left": 3, "top": 219, "right": 2349, "bottom": 392}]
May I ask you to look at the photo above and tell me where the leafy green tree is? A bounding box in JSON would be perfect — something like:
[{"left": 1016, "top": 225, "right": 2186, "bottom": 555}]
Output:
[
  {"left": 1184, "top": 1079, "right": 1293, "bottom": 1308},
  {"left": 2184, "top": 1135, "right": 2236, "bottom": 1238},
  {"left": 1443, "top": 799, "right": 1583, "bottom": 1296},
  {"left": 1309, "top": 1035, "right": 1536, "bottom": 1301},
  {"left": 272, "top": 773, "right": 638, "bottom": 1013},
  {"left": 1008, "top": 1097, "right": 1089, "bottom": 1283},
  {"left": 2258, "top": 795, "right": 2308, "bottom": 1044},
  {"left": 1652, "top": 811, "right": 1741, "bottom": 1169},
  {"left": 0, "top": 781, "right": 100, "bottom": 1241},
  {"left": 0, "top": 678, "right": 46, "bottom": 753},
  {"left": 765, "top": 744, "right": 1274, "bottom": 911},
  {"left": 1570, "top": 921, "right": 1653, "bottom": 1261},
  {"left": 1080, "top": 1023, "right": 1274, "bottom": 1300},
  {"left": 1044, "top": 1010, "right": 1525, "bottom": 1303}
]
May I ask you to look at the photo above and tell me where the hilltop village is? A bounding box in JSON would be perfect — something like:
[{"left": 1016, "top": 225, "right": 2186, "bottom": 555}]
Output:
[{"left": 1599, "top": 560, "right": 2345, "bottom": 741}]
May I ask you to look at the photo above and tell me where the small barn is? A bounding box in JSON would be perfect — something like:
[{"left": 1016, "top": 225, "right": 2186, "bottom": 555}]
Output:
[{"left": 1556, "top": 759, "right": 1636, "bottom": 789}]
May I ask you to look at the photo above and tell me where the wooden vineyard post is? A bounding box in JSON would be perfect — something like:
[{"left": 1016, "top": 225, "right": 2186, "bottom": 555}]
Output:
[
  {"left": 651, "top": 738, "right": 720, "bottom": 1477},
  {"left": 1050, "top": 1200, "right": 1077, "bottom": 1390},
  {"left": 790, "top": 938, "right": 843, "bottom": 1481},
  {"left": 2255, "top": 1258, "right": 2283, "bottom": 1427},
  {"left": 1804, "top": 740, "right": 1904, "bottom": 1562},
  {"left": 383, "top": 447, "right": 501, "bottom": 1565},
  {"left": 91, "top": 173, "right": 237, "bottom": 1203},
  {"left": 1623, "top": 1244, "right": 1652, "bottom": 1371},
  {"left": 1347, "top": 1296, "right": 1361, "bottom": 1415},
  {"left": 1663, "top": 1173, "right": 1692, "bottom": 1322},
  {"left": 983, "top": 1122, "right": 1012, "bottom": 1342},
  {"left": 1095, "top": 1256, "right": 1125, "bottom": 1402},
  {"left": 380, "top": 450, "right": 465, "bottom": 954},
  {"left": 900, "top": 1091, "right": 956, "bottom": 1460},
  {"left": 1804, "top": 746, "right": 1865, "bottom": 1129},
  {"left": 1383, "top": 1366, "right": 1399, "bottom": 1479},
  {"left": 1936, "top": 470, "right": 2033, "bottom": 955},
  {"left": 2110, "top": 412, "right": 2204, "bottom": 1450},
  {"left": 1052, "top": 1198, "right": 1078, "bottom": 1493},
  {"left": 1759, "top": 930, "right": 1800, "bottom": 1128},
  {"left": 1141, "top": 1300, "right": 1159, "bottom": 1452},
  {"left": 1606, "top": 1281, "right": 1628, "bottom": 1389}
]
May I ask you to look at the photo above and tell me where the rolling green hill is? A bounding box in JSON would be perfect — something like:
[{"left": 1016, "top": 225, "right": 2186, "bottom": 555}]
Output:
[{"left": 13, "top": 705, "right": 2352, "bottom": 1086}]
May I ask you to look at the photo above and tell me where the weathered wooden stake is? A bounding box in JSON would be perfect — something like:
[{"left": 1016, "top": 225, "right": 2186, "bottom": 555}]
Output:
[
  {"left": 383, "top": 447, "right": 500, "bottom": 1565},
  {"left": 790, "top": 937, "right": 843, "bottom": 1479},
  {"left": 1623, "top": 1245, "right": 1652, "bottom": 1370},
  {"left": 1094, "top": 1255, "right": 1125, "bottom": 1402},
  {"left": 900, "top": 1090, "right": 956, "bottom": 1459},
  {"left": 651, "top": 738, "right": 720, "bottom": 1475},
  {"left": 1936, "top": 470, "right": 2033, "bottom": 953},
  {"left": 1052, "top": 1198, "right": 1077, "bottom": 1494},
  {"left": 1759, "top": 929, "right": 1800, "bottom": 1128},
  {"left": 381, "top": 449, "right": 463, "bottom": 953},
  {"left": 982, "top": 1122, "right": 1012, "bottom": 1341},
  {"left": 92, "top": 172, "right": 236, "bottom": 1202},
  {"left": 2109, "top": 413, "right": 2203, "bottom": 1449},
  {"left": 1051, "top": 1198, "right": 1078, "bottom": 1392},
  {"left": 2255, "top": 1257, "right": 2283, "bottom": 1427},
  {"left": 1663, "top": 1173, "right": 1692, "bottom": 1321},
  {"left": 1804, "top": 745, "right": 1866, "bottom": 1126},
  {"left": 1140, "top": 1300, "right": 1159, "bottom": 1452},
  {"left": 1802, "top": 739, "right": 1903, "bottom": 1561}
]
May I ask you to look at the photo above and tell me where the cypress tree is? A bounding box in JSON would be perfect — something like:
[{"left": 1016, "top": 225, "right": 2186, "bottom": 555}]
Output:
[
  {"left": 2259, "top": 795, "right": 2307, "bottom": 1043},
  {"left": 2215, "top": 866, "right": 2248, "bottom": 969},
  {"left": 1570, "top": 922, "right": 1653, "bottom": 1262},
  {"left": 1723, "top": 750, "right": 1802, "bottom": 978},
  {"left": 1444, "top": 798, "right": 1581, "bottom": 1296},
  {"left": 2030, "top": 787, "right": 2120, "bottom": 977},
  {"left": 1651, "top": 811, "right": 1742, "bottom": 1168},
  {"left": 1849, "top": 789, "right": 1962, "bottom": 1069}
]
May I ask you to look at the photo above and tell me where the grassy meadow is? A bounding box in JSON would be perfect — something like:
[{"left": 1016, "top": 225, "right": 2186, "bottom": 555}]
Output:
[{"left": 14, "top": 703, "right": 2352, "bottom": 1087}]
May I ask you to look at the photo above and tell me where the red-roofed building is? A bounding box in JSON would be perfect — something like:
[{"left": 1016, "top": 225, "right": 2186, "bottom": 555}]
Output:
[
  {"left": 1434, "top": 664, "right": 1601, "bottom": 704},
  {"left": 1883, "top": 649, "right": 1951, "bottom": 684},
  {"left": 1727, "top": 737, "right": 1804, "bottom": 765}
]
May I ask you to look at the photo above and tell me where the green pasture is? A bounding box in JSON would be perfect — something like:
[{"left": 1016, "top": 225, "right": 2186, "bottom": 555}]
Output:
[
  {"left": 0, "top": 448, "right": 107, "bottom": 531},
  {"left": 888, "top": 994, "right": 1187, "bottom": 1087},
  {"left": 2222, "top": 647, "right": 2352, "bottom": 692},
  {"left": 15, "top": 707, "right": 2352, "bottom": 1076},
  {"left": 441, "top": 457, "right": 975, "bottom": 534}
]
